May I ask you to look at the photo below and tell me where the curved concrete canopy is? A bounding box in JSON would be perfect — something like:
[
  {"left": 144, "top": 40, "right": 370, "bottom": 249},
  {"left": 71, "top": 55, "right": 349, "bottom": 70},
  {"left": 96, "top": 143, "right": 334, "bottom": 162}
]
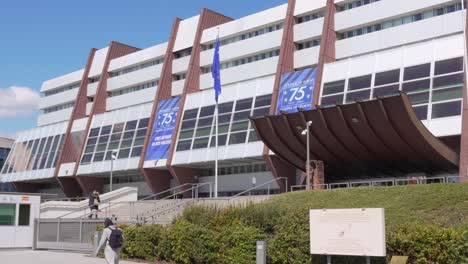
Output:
[{"left": 251, "top": 94, "right": 458, "bottom": 181}]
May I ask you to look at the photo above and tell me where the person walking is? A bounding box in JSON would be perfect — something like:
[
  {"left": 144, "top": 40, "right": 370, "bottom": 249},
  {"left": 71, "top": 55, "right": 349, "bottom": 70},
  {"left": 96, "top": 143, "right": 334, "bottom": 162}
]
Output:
[
  {"left": 93, "top": 218, "right": 124, "bottom": 264},
  {"left": 90, "top": 190, "right": 101, "bottom": 218},
  {"left": 88, "top": 191, "right": 95, "bottom": 219}
]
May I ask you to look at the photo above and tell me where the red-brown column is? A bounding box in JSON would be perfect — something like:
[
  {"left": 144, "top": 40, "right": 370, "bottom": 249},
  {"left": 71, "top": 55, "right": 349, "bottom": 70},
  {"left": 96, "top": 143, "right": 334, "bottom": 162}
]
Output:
[
  {"left": 53, "top": 48, "right": 97, "bottom": 197},
  {"left": 138, "top": 18, "right": 181, "bottom": 194},
  {"left": 74, "top": 42, "right": 140, "bottom": 195},
  {"left": 459, "top": 12, "right": 468, "bottom": 182},
  {"left": 165, "top": 9, "right": 232, "bottom": 193},
  {"left": 262, "top": 0, "right": 297, "bottom": 193}
]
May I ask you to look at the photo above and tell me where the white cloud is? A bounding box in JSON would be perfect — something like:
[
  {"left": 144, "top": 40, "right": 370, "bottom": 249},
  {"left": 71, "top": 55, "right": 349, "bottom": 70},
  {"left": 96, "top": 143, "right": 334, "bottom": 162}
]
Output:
[{"left": 0, "top": 86, "right": 40, "bottom": 118}]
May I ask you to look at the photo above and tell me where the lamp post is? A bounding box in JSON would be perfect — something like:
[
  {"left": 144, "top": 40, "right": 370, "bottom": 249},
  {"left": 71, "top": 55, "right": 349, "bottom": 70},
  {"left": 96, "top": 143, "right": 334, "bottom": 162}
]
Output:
[
  {"left": 299, "top": 121, "right": 313, "bottom": 191},
  {"left": 110, "top": 149, "right": 117, "bottom": 192}
]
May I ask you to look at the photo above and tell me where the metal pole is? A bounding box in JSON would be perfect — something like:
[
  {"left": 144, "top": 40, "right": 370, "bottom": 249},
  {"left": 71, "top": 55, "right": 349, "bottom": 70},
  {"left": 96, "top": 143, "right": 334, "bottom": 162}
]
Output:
[
  {"left": 110, "top": 157, "right": 113, "bottom": 192},
  {"left": 306, "top": 123, "right": 311, "bottom": 191},
  {"left": 366, "top": 256, "right": 371, "bottom": 264},
  {"left": 327, "top": 255, "right": 332, "bottom": 264},
  {"left": 215, "top": 102, "right": 219, "bottom": 198}
]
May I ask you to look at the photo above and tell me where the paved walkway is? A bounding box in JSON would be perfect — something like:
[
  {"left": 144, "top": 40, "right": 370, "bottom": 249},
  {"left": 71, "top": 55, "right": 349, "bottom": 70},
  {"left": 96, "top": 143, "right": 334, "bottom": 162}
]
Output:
[{"left": 0, "top": 250, "right": 142, "bottom": 264}]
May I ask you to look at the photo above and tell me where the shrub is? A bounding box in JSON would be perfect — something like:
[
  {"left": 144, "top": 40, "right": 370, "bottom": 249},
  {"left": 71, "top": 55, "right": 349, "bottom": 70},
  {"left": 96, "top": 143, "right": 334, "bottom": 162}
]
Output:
[
  {"left": 179, "top": 206, "right": 218, "bottom": 227},
  {"left": 387, "top": 224, "right": 468, "bottom": 264},
  {"left": 119, "top": 225, "right": 169, "bottom": 261},
  {"left": 168, "top": 219, "right": 217, "bottom": 264},
  {"left": 216, "top": 220, "right": 266, "bottom": 264}
]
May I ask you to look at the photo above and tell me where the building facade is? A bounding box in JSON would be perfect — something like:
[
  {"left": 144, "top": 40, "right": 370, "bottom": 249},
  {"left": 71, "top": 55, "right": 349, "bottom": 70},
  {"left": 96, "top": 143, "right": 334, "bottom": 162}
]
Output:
[
  {"left": 1, "top": 0, "right": 467, "bottom": 197},
  {"left": 0, "top": 137, "right": 14, "bottom": 192}
]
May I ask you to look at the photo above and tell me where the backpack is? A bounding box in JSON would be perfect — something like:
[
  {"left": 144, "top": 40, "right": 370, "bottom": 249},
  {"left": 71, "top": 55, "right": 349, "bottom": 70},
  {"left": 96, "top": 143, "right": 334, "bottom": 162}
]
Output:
[{"left": 108, "top": 227, "right": 124, "bottom": 249}]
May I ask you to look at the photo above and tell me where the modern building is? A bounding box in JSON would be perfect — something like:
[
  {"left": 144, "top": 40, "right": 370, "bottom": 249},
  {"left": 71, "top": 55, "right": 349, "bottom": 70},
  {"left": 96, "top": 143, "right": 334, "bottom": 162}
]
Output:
[
  {"left": 0, "top": 137, "right": 15, "bottom": 192},
  {"left": 1, "top": 0, "right": 467, "bottom": 198}
]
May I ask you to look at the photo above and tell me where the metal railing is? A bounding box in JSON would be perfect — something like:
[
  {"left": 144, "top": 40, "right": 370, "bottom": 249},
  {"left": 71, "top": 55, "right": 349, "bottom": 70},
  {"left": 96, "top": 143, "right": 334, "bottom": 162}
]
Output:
[
  {"left": 231, "top": 177, "right": 288, "bottom": 198},
  {"left": 290, "top": 175, "right": 466, "bottom": 192}
]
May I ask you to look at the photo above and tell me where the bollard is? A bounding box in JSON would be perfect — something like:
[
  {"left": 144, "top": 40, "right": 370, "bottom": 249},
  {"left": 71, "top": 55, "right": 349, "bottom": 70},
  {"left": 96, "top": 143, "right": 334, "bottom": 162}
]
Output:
[
  {"left": 256, "top": 241, "right": 266, "bottom": 264},
  {"left": 93, "top": 231, "right": 101, "bottom": 252}
]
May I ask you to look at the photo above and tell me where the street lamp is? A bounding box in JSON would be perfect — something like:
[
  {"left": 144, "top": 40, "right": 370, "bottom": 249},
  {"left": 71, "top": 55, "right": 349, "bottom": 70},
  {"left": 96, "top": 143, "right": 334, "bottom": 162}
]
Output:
[
  {"left": 298, "top": 121, "right": 313, "bottom": 191},
  {"left": 110, "top": 149, "right": 118, "bottom": 192}
]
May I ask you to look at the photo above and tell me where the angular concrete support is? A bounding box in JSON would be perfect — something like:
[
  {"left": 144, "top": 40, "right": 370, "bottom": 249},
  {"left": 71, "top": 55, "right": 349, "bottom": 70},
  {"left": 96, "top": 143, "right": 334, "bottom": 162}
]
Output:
[
  {"left": 141, "top": 169, "right": 172, "bottom": 197},
  {"left": 76, "top": 176, "right": 106, "bottom": 195},
  {"left": 459, "top": 10, "right": 468, "bottom": 182},
  {"left": 56, "top": 177, "right": 82, "bottom": 197},
  {"left": 264, "top": 155, "right": 296, "bottom": 193},
  {"left": 12, "top": 182, "right": 40, "bottom": 193},
  {"left": 312, "top": 160, "right": 325, "bottom": 189},
  {"left": 168, "top": 166, "right": 201, "bottom": 197}
]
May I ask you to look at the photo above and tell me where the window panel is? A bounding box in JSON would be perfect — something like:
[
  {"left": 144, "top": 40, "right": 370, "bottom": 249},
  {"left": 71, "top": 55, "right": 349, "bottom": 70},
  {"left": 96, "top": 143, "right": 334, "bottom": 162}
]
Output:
[
  {"left": 195, "top": 126, "right": 212, "bottom": 137},
  {"left": 372, "top": 84, "right": 400, "bottom": 98},
  {"left": 96, "top": 144, "right": 108, "bottom": 152},
  {"left": 408, "top": 92, "right": 429, "bottom": 105},
  {"left": 348, "top": 75, "right": 372, "bottom": 91},
  {"left": 125, "top": 120, "right": 138, "bottom": 131},
  {"left": 177, "top": 140, "right": 192, "bottom": 151},
  {"left": 248, "top": 130, "right": 260, "bottom": 142},
  {"left": 183, "top": 109, "right": 198, "bottom": 120},
  {"left": 193, "top": 137, "right": 209, "bottom": 149},
  {"left": 120, "top": 139, "right": 133, "bottom": 148},
  {"left": 136, "top": 128, "right": 147, "bottom": 137},
  {"left": 254, "top": 94, "right": 272, "bottom": 108},
  {"left": 230, "top": 121, "right": 249, "bottom": 132},
  {"left": 323, "top": 80, "right": 345, "bottom": 95},
  {"left": 233, "top": 111, "right": 251, "bottom": 121},
  {"left": 123, "top": 131, "right": 135, "bottom": 139},
  {"left": 198, "top": 117, "right": 213, "bottom": 127},
  {"left": 108, "top": 142, "right": 119, "bottom": 151},
  {"left": 200, "top": 105, "right": 215, "bottom": 117},
  {"left": 229, "top": 132, "right": 247, "bottom": 145},
  {"left": 131, "top": 147, "right": 142, "bottom": 157},
  {"left": 0, "top": 204, "right": 16, "bottom": 226},
  {"left": 345, "top": 89, "right": 370, "bottom": 103},
  {"left": 435, "top": 57, "right": 463, "bottom": 75},
  {"left": 253, "top": 107, "right": 270, "bottom": 117},
  {"left": 433, "top": 73, "right": 463, "bottom": 89},
  {"left": 18, "top": 204, "right": 30, "bottom": 226},
  {"left": 179, "top": 130, "right": 194, "bottom": 140},
  {"left": 375, "top": 69, "right": 400, "bottom": 86},
  {"left": 320, "top": 94, "right": 344, "bottom": 106},
  {"left": 93, "top": 152, "right": 105, "bottom": 162},
  {"left": 81, "top": 154, "right": 92, "bottom": 163},
  {"left": 112, "top": 123, "right": 124, "bottom": 133},
  {"left": 210, "top": 134, "right": 228, "bottom": 147},
  {"left": 403, "top": 63, "right": 430, "bottom": 81},
  {"left": 100, "top": 125, "right": 112, "bottom": 135},
  {"left": 89, "top": 128, "right": 100, "bottom": 137},
  {"left": 133, "top": 137, "right": 145, "bottom": 146},
  {"left": 218, "top": 114, "right": 232, "bottom": 124},
  {"left": 413, "top": 105, "right": 428, "bottom": 120},
  {"left": 235, "top": 98, "right": 253, "bottom": 111},
  {"left": 118, "top": 148, "right": 130, "bottom": 159},
  {"left": 432, "top": 86, "right": 463, "bottom": 102},
  {"left": 138, "top": 118, "right": 150, "bottom": 128},
  {"left": 181, "top": 120, "right": 196, "bottom": 130},
  {"left": 87, "top": 137, "right": 97, "bottom": 145},
  {"left": 218, "top": 102, "right": 234, "bottom": 114},
  {"left": 218, "top": 124, "right": 230, "bottom": 134},
  {"left": 402, "top": 79, "right": 430, "bottom": 93},
  {"left": 110, "top": 133, "right": 122, "bottom": 142},
  {"left": 431, "top": 101, "right": 462, "bottom": 118},
  {"left": 98, "top": 136, "right": 109, "bottom": 144}
]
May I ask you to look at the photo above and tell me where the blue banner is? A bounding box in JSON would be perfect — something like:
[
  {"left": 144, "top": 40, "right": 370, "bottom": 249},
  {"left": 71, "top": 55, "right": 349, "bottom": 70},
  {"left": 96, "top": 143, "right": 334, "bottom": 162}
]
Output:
[
  {"left": 276, "top": 67, "right": 317, "bottom": 114},
  {"left": 145, "top": 97, "right": 181, "bottom": 161}
]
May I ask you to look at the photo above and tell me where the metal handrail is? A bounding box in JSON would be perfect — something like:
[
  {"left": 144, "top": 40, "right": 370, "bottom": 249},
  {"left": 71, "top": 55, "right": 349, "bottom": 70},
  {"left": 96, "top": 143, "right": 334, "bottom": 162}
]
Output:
[
  {"left": 140, "top": 182, "right": 195, "bottom": 201},
  {"left": 231, "top": 177, "right": 287, "bottom": 198}
]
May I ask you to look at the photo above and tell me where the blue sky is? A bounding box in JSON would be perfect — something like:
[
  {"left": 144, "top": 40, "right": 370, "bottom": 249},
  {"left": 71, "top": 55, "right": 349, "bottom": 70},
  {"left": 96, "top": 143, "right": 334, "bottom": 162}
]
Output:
[{"left": 0, "top": 0, "right": 287, "bottom": 137}]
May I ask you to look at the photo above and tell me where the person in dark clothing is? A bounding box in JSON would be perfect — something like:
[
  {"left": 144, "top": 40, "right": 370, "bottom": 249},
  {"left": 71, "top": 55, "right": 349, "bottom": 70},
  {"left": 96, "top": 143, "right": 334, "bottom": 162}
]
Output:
[
  {"left": 88, "top": 191, "right": 95, "bottom": 219},
  {"left": 89, "top": 190, "right": 101, "bottom": 218}
]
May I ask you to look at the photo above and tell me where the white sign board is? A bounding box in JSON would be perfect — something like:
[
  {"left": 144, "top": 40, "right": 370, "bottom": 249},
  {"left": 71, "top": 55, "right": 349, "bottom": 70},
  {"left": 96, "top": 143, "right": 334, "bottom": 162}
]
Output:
[{"left": 309, "top": 208, "right": 386, "bottom": 257}]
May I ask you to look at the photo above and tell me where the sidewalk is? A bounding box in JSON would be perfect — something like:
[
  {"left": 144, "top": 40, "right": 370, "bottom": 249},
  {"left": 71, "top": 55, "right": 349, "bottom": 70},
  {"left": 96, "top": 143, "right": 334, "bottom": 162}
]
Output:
[{"left": 0, "top": 250, "right": 142, "bottom": 264}]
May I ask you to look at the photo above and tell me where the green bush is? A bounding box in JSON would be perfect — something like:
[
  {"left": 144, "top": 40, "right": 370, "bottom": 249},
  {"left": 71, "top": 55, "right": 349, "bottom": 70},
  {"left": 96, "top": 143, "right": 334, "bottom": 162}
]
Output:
[
  {"left": 179, "top": 206, "right": 218, "bottom": 227},
  {"left": 387, "top": 224, "right": 468, "bottom": 264},
  {"left": 168, "top": 219, "right": 217, "bottom": 264},
  {"left": 216, "top": 220, "right": 266, "bottom": 264},
  {"left": 119, "top": 225, "right": 168, "bottom": 261}
]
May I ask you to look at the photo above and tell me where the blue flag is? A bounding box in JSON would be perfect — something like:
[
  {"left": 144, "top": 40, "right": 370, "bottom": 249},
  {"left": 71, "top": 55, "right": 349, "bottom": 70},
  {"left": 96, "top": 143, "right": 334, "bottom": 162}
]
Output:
[{"left": 212, "top": 35, "right": 221, "bottom": 102}]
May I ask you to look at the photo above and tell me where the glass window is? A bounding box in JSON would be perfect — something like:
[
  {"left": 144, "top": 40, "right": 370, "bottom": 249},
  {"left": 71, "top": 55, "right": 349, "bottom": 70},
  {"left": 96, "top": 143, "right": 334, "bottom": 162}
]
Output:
[
  {"left": 123, "top": 131, "right": 135, "bottom": 139},
  {"left": 93, "top": 152, "right": 105, "bottom": 162},
  {"left": 229, "top": 132, "right": 247, "bottom": 145},
  {"left": 118, "top": 148, "right": 131, "bottom": 159},
  {"left": 120, "top": 139, "right": 133, "bottom": 148},
  {"left": 320, "top": 94, "right": 344, "bottom": 106},
  {"left": 100, "top": 125, "right": 112, "bottom": 135},
  {"left": 408, "top": 92, "right": 429, "bottom": 105},
  {"left": 218, "top": 124, "right": 230, "bottom": 134},
  {"left": 133, "top": 137, "right": 145, "bottom": 146},
  {"left": 402, "top": 79, "right": 430, "bottom": 93},
  {"left": 108, "top": 142, "right": 119, "bottom": 151},
  {"left": 253, "top": 107, "right": 270, "bottom": 117},
  {"left": 0, "top": 204, "right": 16, "bottom": 226},
  {"left": 435, "top": 57, "right": 463, "bottom": 75},
  {"left": 323, "top": 80, "right": 345, "bottom": 95},
  {"left": 136, "top": 128, "right": 147, "bottom": 137},
  {"left": 89, "top": 128, "right": 100, "bottom": 137},
  {"left": 345, "top": 89, "right": 371, "bottom": 103},
  {"left": 432, "top": 101, "right": 462, "bottom": 118},
  {"left": 195, "top": 126, "right": 212, "bottom": 137},
  {"left": 413, "top": 105, "right": 428, "bottom": 120},
  {"left": 230, "top": 121, "right": 249, "bottom": 132},
  {"left": 179, "top": 130, "right": 194, "bottom": 140},
  {"left": 193, "top": 137, "right": 209, "bottom": 149},
  {"left": 87, "top": 137, "right": 97, "bottom": 145},
  {"left": 198, "top": 117, "right": 213, "bottom": 127},
  {"left": 110, "top": 133, "right": 121, "bottom": 142},
  {"left": 18, "top": 204, "right": 30, "bottom": 226},
  {"left": 177, "top": 140, "right": 192, "bottom": 151},
  {"left": 233, "top": 111, "right": 251, "bottom": 121},
  {"left": 404, "top": 63, "right": 430, "bottom": 81},
  {"left": 81, "top": 154, "right": 92, "bottom": 163},
  {"left": 254, "top": 94, "right": 272, "bottom": 108},
  {"left": 98, "top": 136, "right": 109, "bottom": 144},
  {"left": 348, "top": 75, "right": 372, "bottom": 91},
  {"left": 183, "top": 109, "right": 198, "bottom": 120},
  {"left": 131, "top": 147, "right": 142, "bottom": 157},
  {"left": 125, "top": 120, "right": 138, "bottom": 131},
  {"left": 181, "top": 120, "right": 196, "bottom": 130},
  {"left": 372, "top": 84, "right": 400, "bottom": 98},
  {"left": 235, "top": 98, "right": 253, "bottom": 111},
  {"left": 200, "top": 105, "right": 215, "bottom": 117},
  {"left": 112, "top": 123, "right": 124, "bottom": 133},
  {"left": 210, "top": 134, "right": 228, "bottom": 147},
  {"left": 248, "top": 130, "right": 260, "bottom": 142},
  {"left": 96, "top": 143, "right": 108, "bottom": 152},
  {"left": 432, "top": 86, "right": 463, "bottom": 102},
  {"left": 218, "top": 114, "right": 232, "bottom": 124},
  {"left": 138, "top": 118, "right": 150, "bottom": 128},
  {"left": 433, "top": 74, "right": 463, "bottom": 89},
  {"left": 218, "top": 102, "right": 234, "bottom": 114},
  {"left": 375, "top": 69, "right": 400, "bottom": 86}
]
